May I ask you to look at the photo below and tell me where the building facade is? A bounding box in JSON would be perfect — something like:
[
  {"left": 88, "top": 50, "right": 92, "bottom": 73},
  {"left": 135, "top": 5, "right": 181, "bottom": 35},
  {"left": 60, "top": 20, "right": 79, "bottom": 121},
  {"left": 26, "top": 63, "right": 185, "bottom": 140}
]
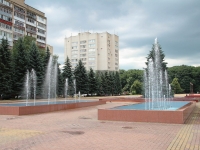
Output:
[
  {"left": 64, "top": 32, "right": 119, "bottom": 71},
  {"left": 0, "top": 0, "right": 47, "bottom": 48},
  {"left": 46, "top": 44, "right": 53, "bottom": 54}
]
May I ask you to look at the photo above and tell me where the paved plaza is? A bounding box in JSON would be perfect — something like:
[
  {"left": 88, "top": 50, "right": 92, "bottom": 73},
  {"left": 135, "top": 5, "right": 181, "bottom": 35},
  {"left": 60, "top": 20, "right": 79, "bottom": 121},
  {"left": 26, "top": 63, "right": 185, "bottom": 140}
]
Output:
[{"left": 0, "top": 100, "right": 199, "bottom": 150}]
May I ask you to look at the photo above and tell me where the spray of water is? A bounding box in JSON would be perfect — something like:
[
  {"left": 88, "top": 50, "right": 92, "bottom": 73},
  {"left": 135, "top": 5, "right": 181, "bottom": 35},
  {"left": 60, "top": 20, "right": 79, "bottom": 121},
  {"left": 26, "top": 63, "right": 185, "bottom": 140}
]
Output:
[{"left": 144, "top": 38, "right": 172, "bottom": 110}]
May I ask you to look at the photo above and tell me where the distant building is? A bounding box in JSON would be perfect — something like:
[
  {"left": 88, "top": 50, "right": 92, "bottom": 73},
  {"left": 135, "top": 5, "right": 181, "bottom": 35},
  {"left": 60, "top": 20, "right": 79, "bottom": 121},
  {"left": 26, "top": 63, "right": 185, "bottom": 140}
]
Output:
[
  {"left": 64, "top": 32, "right": 119, "bottom": 71},
  {"left": 46, "top": 44, "right": 53, "bottom": 54},
  {"left": 0, "top": 0, "right": 47, "bottom": 48}
]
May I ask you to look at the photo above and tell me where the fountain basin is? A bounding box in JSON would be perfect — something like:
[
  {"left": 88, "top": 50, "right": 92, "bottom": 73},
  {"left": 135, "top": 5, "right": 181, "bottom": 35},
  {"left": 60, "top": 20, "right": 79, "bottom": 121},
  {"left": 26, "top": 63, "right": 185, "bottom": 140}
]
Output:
[
  {"left": 0, "top": 100, "right": 106, "bottom": 115},
  {"left": 98, "top": 101, "right": 196, "bottom": 124}
]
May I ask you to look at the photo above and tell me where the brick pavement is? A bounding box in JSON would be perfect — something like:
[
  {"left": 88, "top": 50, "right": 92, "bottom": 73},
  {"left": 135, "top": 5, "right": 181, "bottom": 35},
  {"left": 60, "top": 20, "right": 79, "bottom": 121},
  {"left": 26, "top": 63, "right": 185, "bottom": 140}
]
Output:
[{"left": 0, "top": 102, "right": 199, "bottom": 150}]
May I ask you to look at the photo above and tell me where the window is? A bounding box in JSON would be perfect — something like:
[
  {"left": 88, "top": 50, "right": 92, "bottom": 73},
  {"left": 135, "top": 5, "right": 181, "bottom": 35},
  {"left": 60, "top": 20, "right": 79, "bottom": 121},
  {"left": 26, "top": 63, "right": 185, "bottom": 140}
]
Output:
[
  {"left": 14, "top": 11, "right": 25, "bottom": 20},
  {"left": 80, "top": 54, "right": 86, "bottom": 57},
  {"left": 71, "top": 59, "right": 78, "bottom": 62},
  {"left": 15, "top": 20, "right": 24, "bottom": 27},
  {"left": 80, "top": 40, "right": 86, "bottom": 44},
  {"left": 89, "top": 57, "right": 95, "bottom": 61},
  {"left": 14, "top": 5, "right": 25, "bottom": 13},
  {"left": 14, "top": 27, "right": 24, "bottom": 34},
  {"left": 38, "top": 22, "right": 46, "bottom": 28},
  {"left": 0, "top": 22, "right": 12, "bottom": 30},
  {"left": 115, "top": 54, "right": 118, "bottom": 57},
  {"left": 38, "top": 28, "right": 45, "bottom": 34},
  {"left": 37, "top": 35, "right": 45, "bottom": 41},
  {"left": 81, "top": 58, "right": 86, "bottom": 61},
  {"left": 72, "top": 46, "right": 77, "bottom": 49},
  {"left": 26, "top": 24, "right": 36, "bottom": 33},
  {"left": 72, "top": 42, "right": 78, "bottom": 46},
  {"left": 72, "top": 54, "right": 78, "bottom": 58},
  {"left": 0, "top": 14, "right": 12, "bottom": 22},
  {"left": 0, "top": 0, "right": 12, "bottom": 7},
  {"left": 80, "top": 49, "right": 86, "bottom": 53},
  {"left": 89, "top": 39, "right": 95, "bottom": 43},
  {"left": 27, "top": 11, "right": 36, "bottom": 19},
  {"left": 0, "top": 6, "right": 12, "bottom": 14},
  {"left": 72, "top": 50, "right": 78, "bottom": 54},
  {"left": 27, "top": 17, "right": 35, "bottom": 24},
  {"left": 115, "top": 67, "right": 118, "bottom": 70},
  {"left": 88, "top": 62, "right": 95, "bottom": 65},
  {"left": 38, "top": 16, "right": 45, "bottom": 22},
  {"left": 88, "top": 49, "right": 95, "bottom": 52},
  {"left": 89, "top": 44, "right": 95, "bottom": 48},
  {"left": 0, "top": 30, "right": 12, "bottom": 38},
  {"left": 80, "top": 45, "right": 86, "bottom": 48}
]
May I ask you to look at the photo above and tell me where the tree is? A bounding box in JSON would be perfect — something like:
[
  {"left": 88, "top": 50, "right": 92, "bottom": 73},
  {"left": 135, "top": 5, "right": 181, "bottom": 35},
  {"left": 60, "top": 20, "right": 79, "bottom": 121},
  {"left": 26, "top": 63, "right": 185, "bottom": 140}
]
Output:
[
  {"left": 171, "top": 78, "right": 184, "bottom": 94},
  {"left": 29, "top": 41, "right": 44, "bottom": 96},
  {"left": 62, "top": 56, "right": 74, "bottom": 97},
  {"left": 145, "top": 43, "right": 167, "bottom": 71},
  {"left": 73, "top": 60, "right": 88, "bottom": 94},
  {"left": 95, "top": 72, "right": 103, "bottom": 96},
  {"left": 115, "top": 71, "right": 122, "bottom": 95},
  {"left": 88, "top": 68, "right": 97, "bottom": 95},
  {"left": 57, "top": 64, "right": 63, "bottom": 97},
  {"left": 43, "top": 46, "right": 51, "bottom": 71},
  {"left": 0, "top": 38, "right": 12, "bottom": 99},
  {"left": 12, "top": 37, "right": 29, "bottom": 97},
  {"left": 130, "top": 80, "right": 142, "bottom": 95}
]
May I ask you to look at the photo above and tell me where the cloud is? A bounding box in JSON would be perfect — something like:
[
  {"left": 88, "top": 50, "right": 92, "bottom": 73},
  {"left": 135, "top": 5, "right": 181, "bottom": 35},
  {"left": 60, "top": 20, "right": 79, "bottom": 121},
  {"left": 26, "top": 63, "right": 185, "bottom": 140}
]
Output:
[{"left": 25, "top": 0, "right": 200, "bottom": 69}]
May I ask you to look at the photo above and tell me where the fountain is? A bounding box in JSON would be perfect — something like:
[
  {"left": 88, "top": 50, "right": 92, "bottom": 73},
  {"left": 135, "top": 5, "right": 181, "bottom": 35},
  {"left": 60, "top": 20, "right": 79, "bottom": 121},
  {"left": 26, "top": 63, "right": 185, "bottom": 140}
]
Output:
[
  {"left": 0, "top": 55, "right": 105, "bottom": 115},
  {"left": 144, "top": 38, "right": 171, "bottom": 110},
  {"left": 74, "top": 79, "right": 76, "bottom": 102},
  {"left": 24, "top": 69, "right": 37, "bottom": 106},
  {"left": 65, "top": 78, "right": 68, "bottom": 103},
  {"left": 98, "top": 38, "right": 196, "bottom": 124},
  {"left": 43, "top": 56, "right": 58, "bottom": 104}
]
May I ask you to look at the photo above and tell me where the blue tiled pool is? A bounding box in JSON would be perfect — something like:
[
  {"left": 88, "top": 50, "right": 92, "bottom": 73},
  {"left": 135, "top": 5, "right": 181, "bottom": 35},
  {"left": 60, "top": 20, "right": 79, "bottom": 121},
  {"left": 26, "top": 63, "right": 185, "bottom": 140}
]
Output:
[
  {"left": 0, "top": 100, "right": 91, "bottom": 107},
  {"left": 111, "top": 101, "right": 190, "bottom": 111}
]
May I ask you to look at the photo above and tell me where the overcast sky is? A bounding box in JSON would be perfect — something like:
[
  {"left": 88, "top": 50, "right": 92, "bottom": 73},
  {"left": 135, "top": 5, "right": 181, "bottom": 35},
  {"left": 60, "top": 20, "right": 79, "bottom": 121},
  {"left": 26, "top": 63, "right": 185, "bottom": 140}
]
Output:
[{"left": 26, "top": 0, "right": 200, "bottom": 70}]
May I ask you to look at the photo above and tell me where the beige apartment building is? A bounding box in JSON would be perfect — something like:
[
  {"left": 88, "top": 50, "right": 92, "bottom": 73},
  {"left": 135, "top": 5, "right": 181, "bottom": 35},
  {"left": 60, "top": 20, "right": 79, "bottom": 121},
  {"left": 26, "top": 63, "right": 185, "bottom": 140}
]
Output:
[
  {"left": 0, "top": 0, "right": 47, "bottom": 48},
  {"left": 64, "top": 32, "right": 119, "bottom": 71}
]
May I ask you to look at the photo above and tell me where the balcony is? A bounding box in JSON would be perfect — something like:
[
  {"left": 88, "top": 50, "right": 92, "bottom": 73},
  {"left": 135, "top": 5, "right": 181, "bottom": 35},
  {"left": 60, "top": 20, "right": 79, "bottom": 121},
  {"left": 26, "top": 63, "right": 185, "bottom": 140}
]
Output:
[
  {"left": 26, "top": 13, "right": 36, "bottom": 20},
  {"left": 37, "top": 42, "right": 46, "bottom": 48},
  {"left": 26, "top": 28, "right": 36, "bottom": 34}
]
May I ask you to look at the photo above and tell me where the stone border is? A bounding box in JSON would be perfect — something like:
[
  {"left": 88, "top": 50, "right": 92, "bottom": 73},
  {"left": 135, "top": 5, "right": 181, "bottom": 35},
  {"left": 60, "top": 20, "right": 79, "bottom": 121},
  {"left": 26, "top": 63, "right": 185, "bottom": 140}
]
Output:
[
  {"left": 0, "top": 101, "right": 106, "bottom": 115},
  {"left": 98, "top": 101, "right": 196, "bottom": 124}
]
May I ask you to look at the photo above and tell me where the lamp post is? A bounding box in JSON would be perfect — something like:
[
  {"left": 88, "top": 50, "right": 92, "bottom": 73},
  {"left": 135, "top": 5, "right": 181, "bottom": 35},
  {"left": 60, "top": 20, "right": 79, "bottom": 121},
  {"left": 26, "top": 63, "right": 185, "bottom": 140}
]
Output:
[{"left": 190, "top": 82, "right": 193, "bottom": 94}]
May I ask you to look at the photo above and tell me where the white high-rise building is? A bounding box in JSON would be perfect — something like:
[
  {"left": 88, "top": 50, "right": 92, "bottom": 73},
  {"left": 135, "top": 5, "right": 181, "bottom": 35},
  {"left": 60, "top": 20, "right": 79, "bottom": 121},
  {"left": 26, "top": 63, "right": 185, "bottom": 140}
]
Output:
[
  {"left": 0, "top": 0, "right": 47, "bottom": 48},
  {"left": 64, "top": 32, "right": 119, "bottom": 71}
]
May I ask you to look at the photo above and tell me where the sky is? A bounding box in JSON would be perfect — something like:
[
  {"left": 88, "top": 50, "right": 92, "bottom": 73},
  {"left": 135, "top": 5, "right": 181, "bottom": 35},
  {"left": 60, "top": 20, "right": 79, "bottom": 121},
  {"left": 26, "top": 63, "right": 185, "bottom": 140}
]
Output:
[{"left": 26, "top": 0, "right": 200, "bottom": 70}]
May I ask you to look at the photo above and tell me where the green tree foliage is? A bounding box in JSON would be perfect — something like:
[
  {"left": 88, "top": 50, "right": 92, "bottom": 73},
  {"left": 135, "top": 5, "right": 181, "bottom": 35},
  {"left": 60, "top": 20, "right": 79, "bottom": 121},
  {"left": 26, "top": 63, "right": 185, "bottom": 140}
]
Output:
[
  {"left": 88, "top": 68, "right": 97, "bottom": 95},
  {"left": 57, "top": 64, "right": 63, "bottom": 97},
  {"left": 101, "top": 71, "right": 111, "bottom": 95},
  {"left": 115, "top": 71, "right": 122, "bottom": 95},
  {"left": 43, "top": 46, "right": 51, "bottom": 71},
  {"left": 167, "top": 65, "right": 199, "bottom": 93},
  {"left": 130, "top": 80, "right": 142, "bottom": 95},
  {"left": 120, "top": 69, "right": 143, "bottom": 94},
  {"left": 0, "top": 38, "right": 12, "bottom": 99},
  {"left": 29, "top": 42, "right": 44, "bottom": 95},
  {"left": 145, "top": 43, "right": 167, "bottom": 70},
  {"left": 95, "top": 72, "right": 103, "bottom": 96},
  {"left": 171, "top": 77, "right": 184, "bottom": 94},
  {"left": 12, "top": 38, "right": 29, "bottom": 97},
  {"left": 74, "top": 60, "right": 88, "bottom": 94},
  {"left": 62, "top": 56, "right": 74, "bottom": 96}
]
